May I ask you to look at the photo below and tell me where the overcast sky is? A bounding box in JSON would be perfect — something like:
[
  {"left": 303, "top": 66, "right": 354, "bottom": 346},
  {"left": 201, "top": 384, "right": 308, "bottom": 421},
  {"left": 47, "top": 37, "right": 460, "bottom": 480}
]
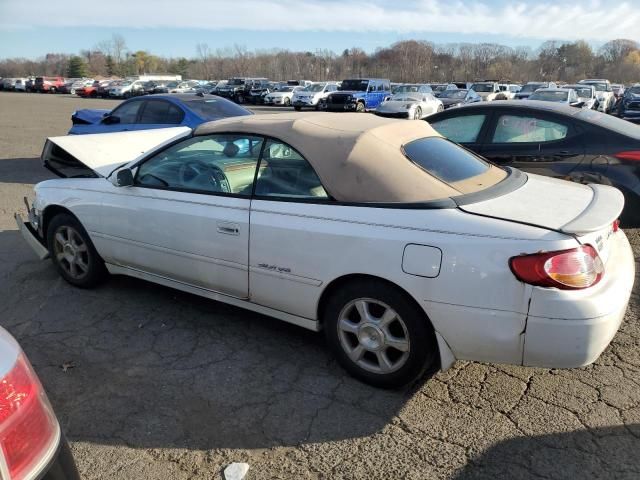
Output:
[{"left": 1, "top": 0, "right": 639, "bottom": 58}]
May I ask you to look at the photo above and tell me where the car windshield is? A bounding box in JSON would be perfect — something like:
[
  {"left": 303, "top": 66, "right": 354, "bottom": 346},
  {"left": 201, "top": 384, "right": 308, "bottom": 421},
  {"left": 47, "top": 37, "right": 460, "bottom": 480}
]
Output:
[
  {"left": 185, "top": 98, "right": 253, "bottom": 120},
  {"left": 304, "top": 83, "right": 325, "bottom": 92},
  {"left": 432, "top": 85, "right": 448, "bottom": 92},
  {"left": 583, "top": 82, "right": 607, "bottom": 91},
  {"left": 339, "top": 80, "right": 369, "bottom": 91},
  {"left": 471, "top": 83, "right": 494, "bottom": 92},
  {"left": 228, "top": 79, "right": 244, "bottom": 86},
  {"left": 278, "top": 86, "right": 295, "bottom": 92},
  {"left": 520, "top": 84, "right": 543, "bottom": 93},
  {"left": 403, "top": 137, "right": 491, "bottom": 183},
  {"left": 394, "top": 85, "right": 422, "bottom": 93},
  {"left": 440, "top": 90, "right": 467, "bottom": 99},
  {"left": 626, "top": 86, "right": 640, "bottom": 96},
  {"left": 121, "top": 81, "right": 132, "bottom": 86},
  {"left": 165, "top": 81, "right": 178, "bottom": 88},
  {"left": 569, "top": 87, "right": 593, "bottom": 98},
  {"left": 529, "top": 91, "right": 568, "bottom": 102},
  {"left": 390, "top": 93, "right": 422, "bottom": 102}
]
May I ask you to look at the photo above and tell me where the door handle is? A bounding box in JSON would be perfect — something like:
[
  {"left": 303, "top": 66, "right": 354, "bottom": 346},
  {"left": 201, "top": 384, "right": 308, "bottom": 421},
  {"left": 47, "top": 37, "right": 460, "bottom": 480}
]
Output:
[{"left": 217, "top": 222, "right": 240, "bottom": 235}]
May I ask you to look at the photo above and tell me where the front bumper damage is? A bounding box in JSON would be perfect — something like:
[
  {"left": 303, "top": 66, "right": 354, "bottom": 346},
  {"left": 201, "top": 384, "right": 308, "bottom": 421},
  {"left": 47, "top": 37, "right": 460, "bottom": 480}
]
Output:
[{"left": 15, "top": 197, "right": 49, "bottom": 260}]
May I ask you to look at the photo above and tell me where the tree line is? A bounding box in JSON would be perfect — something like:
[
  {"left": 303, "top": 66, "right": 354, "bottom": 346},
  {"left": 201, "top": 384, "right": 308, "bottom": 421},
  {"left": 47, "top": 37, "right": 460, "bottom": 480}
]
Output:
[{"left": 1, "top": 34, "right": 640, "bottom": 84}]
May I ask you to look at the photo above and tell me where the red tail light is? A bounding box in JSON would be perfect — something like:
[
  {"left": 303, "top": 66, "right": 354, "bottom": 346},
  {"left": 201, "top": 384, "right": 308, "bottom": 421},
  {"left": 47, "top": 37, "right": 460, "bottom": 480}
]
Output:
[
  {"left": 612, "top": 219, "right": 620, "bottom": 233},
  {"left": 0, "top": 353, "right": 59, "bottom": 480},
  {"left": 615, "top": 151, "right": 640, "bottom": 162},
  {"left": 509, "top": 245, "right": 604, "bottom": 290}
]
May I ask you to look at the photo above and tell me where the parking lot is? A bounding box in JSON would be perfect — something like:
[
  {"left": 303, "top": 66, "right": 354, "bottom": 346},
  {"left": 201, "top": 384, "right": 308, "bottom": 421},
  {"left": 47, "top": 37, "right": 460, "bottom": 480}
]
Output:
[{"left": 1, "top": 91, "right": 640, "bottom": 479}]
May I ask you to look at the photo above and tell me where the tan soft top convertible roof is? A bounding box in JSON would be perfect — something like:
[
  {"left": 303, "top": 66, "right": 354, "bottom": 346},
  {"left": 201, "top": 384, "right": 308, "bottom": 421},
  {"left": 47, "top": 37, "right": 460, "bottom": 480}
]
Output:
[{"left": 195, "top": 113, "right": 506, "bottom": 203}]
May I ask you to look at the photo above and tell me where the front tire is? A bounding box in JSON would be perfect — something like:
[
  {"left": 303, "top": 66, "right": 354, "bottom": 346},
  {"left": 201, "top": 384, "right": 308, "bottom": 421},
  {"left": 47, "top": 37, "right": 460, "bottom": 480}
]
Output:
[
  {"left": 356, "top": 102, "right": 365, "bottom": 113},
  {"left": 413, "top": 107, "right": 422, "bottom": 120},
  {"left": 284, "top": 97, "right": 291, "bottom": 106},
  {"left": 294, "top": 106, "right": 302, "bottom": 111},
  {"left": 46, "top": 213, "right": 107, "bottom": 288},
  {"left": 324, "top": 279, "right": 438, "bottom": 388}
]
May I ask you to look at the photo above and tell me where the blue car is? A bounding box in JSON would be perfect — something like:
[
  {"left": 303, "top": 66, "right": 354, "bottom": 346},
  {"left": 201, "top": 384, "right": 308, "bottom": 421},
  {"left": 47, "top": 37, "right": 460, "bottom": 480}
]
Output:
[
  {"left": 68, "top": 94, "right": 252, "bottom": 134},
  {"left": 325, "top": 78, "right": 391, "bottom": 112}
]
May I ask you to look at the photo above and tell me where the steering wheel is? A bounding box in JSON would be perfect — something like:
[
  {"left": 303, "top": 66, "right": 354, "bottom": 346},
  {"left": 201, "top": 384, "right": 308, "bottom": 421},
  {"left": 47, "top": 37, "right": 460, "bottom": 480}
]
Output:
[{"left": 178, "top": 161, "right": 231, "bottom": 193}]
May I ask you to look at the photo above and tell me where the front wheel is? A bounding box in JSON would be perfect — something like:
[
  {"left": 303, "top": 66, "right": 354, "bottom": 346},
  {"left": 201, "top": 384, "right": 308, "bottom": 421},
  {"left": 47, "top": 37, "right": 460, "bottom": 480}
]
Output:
[
  {"left": 356, "top": 102, "right": 365, "bottom": 113},
  {"left": 324, "top": 279, "right": 439, "bottom": 388},
  {"left": 437, "top": 104, "right": 444, "bottom": 112},
  {"left": 413, "top": 107, "right": 422, "bottom": 120},
  {"left": 47, "top": 213, "right": 107, "bottom": 288},
  {"left": 284, "top": 97, "right": 291, "bottom": 106},
  {"left": 294, "top": 106, "right": 302, "bottom": 111}
]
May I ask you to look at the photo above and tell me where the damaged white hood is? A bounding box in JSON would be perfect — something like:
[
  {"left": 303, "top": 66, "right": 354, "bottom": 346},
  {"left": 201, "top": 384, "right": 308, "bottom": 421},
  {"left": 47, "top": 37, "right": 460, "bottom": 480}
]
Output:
[{"left": 44, "top": 127, "right": 192, "bottom": 178}]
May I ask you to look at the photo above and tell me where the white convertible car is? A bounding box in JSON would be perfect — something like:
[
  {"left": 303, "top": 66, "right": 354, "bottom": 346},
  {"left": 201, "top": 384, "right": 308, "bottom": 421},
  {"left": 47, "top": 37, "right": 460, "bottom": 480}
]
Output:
[{"left": 16, "top": 113, "right": 635, "bottom": 388}]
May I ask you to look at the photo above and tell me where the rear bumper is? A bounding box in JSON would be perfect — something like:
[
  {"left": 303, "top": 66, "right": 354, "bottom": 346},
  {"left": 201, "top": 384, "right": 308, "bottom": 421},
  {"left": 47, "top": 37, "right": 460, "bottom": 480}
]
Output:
[{"left": 523, "top": 231, "right": 635, "bottom": 367}]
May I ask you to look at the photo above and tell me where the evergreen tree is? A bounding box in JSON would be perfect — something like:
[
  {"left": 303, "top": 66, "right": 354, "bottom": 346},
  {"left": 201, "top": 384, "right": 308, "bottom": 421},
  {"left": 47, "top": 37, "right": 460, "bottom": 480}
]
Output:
[{"left": 67, "top": 56, "right": 88, "bottom": 78}]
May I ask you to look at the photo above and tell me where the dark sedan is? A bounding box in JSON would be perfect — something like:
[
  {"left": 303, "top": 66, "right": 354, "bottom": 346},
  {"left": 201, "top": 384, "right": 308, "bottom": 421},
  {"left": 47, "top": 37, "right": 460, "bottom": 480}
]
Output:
[
  {"left": 618, "top": 84, "right": 640, "bottom": 122},
  {"left": 437, "top": 89, "right": 482, "bottom": 109},
  {"left": 427, "top": 100, "right": 640, "bottom": 226}
]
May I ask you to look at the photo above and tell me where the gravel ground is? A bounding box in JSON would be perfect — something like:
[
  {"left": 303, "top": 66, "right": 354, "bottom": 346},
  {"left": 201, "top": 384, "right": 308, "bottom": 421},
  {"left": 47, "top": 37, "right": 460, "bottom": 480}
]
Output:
[{"left": 0, "top": 91, "right": 639, "bottom": 479}]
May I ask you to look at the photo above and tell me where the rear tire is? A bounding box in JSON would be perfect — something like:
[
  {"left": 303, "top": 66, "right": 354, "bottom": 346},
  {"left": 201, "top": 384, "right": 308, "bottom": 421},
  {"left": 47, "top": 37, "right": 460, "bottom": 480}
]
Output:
[
  {"left": 46, "top": 213, "right": 107, "bottom": 288},
  {"left": 324, "top": 279, "right": 439, "bottom": 388}
]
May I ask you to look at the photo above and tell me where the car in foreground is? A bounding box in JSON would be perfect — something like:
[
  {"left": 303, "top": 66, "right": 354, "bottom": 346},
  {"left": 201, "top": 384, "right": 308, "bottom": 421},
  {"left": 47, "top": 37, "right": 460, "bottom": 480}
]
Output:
[
  {"left": 579, "top": 79, "right": 616, "bottom": 113},
  {"left": 437, "top": 89, "right": 482, "bottom": 109},
  {"left": 375, "top": 91, "right": 443, "bottom": 119},
  {"left": 617, "top": 84, "right": 640, "bottom": 122},
  {"left": 527, "top": 88, "right": 584, "bottom": 107},
  {"left": 17, "top": 113, "right": 635, "bottom": 388},
  {"left": 69, "top": 94, "right": 252, "bottom": 134},
  {"left": 514, "top": 82, "right": 556, "bottom": 100},
  {"left": 561, "top": 84, "right": 598, "bottom": 109},
  {"left": 263, "top": 85, "right": 303, "bottom": 106},
  {"left": 291, "top": 82, "right": 339, "bottom": 110},
  {"left": 0, "top": 326, "right": 80, "bottom": 479},
  {"left": 427, "top": 100, "right": 640, "bottom": 226}
]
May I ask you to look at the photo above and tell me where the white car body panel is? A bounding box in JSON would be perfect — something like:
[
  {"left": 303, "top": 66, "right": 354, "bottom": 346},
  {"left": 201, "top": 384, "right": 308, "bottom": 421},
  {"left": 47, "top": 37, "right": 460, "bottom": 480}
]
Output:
[
  {"left": 48, "top": 127, "right": 192, "bottom": 177},
  {"left": 375, "top": 95, "right": 443, "bottom": 119},
  {"left": 20, "top": 129, "right": 635, "bottom": 372}
]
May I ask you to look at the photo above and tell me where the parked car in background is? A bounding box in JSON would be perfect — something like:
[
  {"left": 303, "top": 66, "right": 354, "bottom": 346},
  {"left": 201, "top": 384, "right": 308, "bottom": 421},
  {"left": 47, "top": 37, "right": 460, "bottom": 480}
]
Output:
[
  {"left": 437, "top": 89, "right": 482, "bottom": 109},
  {"left": 292, "top": 82, "right": 339, "bottom": 110},
  {"left": 247, "top": 81, "right": 274, "bottom": 104},
  {"left": 495, "top": 84, "right": 521, "bottom": 100},
  {"left": 96, "top": 80, "right": 120, "bottom": 98},
  {"left": 19, "top": 113, "right": 635, "bottom": 388},
  {"left": 470, "top": 81, "right": 502, "bottom": 101},
  {"left": 427, "top": 100, "right": 640, "bottom": 225},
  {"left": 2, "top": 78, "right": 18, "bottom": 90},
  {"left": 617, "top": 83, "right": 640, "bottom": 122},
  {"left": 527, "top": 88, "right": 584, "bottom": 107},
  {"left": 431, "top": 83, "right": 458, "bottom": 97},
  {"left": 578, "top": 79, "right": 615, "bottom": 113},
  {"left": 514, "top": 82, "right": 556, "bottom": 100},
  {"left": 561, "top": 84, "right": 597, "bottom": 109},
  {"left": 392, "top": 84, "right": 434, "bottom": 95},
  {"left": 75, "top": 80, "right": 100, "bottom": 97},
  {"left": 325, "top": 78, "right": 391, "bottom": 112},
  {"left": 109, "top": 79, "right": 146, "bottom": 98},
  {"left": 35, "top": 76, "right": 66, "bottom": 93},
  {"left": 0, "top": 326, "right": 80, "bottom": 479},
  {"left": 69, "top": 94, "right": 252, "bottom": 134},
  {"left": 375, "top": 90, "right": 443, "bottom": 119},
  {"left": 170, "top": 80, "right": 201, "bottom": 93},
  {"left": 264, "top": 85, "right": 303, "bottom": 106},
  {"left": 612, "top": 84, "right": 625, "bottom": 100},
  {"left": 451, "top": 81, "right": 471, "bottom": 89},
  {"left": 25, "top": 78, "right": 34, "bottom": 92},
  {"left": 211, "top": 80, "right": 228, "bottom": 95},
  {"left": 14, "top": 78, "right": 27, "bottom": 91}
]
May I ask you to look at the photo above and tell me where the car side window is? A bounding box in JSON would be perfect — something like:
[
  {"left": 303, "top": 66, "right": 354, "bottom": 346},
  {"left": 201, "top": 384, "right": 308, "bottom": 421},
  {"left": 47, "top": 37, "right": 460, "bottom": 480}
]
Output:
[
  {"left": 430, "top": 114, "right": 486, "bottom": 143},
  {"left": 109, "top": 101, "right": 142, "bottom": 124},
  {"left": 136, "top": 134, "right": 264, "bottom": 196},
  {"left": 492, "top": 115, "right": 569, "bottom": 143},
  {"left": 138, "top": 100, "right": 185, "bottom": 124},
  {"left": 255, "top": 139, "right": 329, "bottom": 199}
]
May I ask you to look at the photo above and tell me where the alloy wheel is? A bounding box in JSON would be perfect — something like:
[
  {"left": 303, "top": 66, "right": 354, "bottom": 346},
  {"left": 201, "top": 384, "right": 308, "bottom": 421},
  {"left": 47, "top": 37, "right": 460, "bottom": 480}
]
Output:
[
  {"left": 337, "top": 298, "right": 410, "bottom": 374},
  {"left": 52, "top": 226, "right": 89, "bottom": 280}
]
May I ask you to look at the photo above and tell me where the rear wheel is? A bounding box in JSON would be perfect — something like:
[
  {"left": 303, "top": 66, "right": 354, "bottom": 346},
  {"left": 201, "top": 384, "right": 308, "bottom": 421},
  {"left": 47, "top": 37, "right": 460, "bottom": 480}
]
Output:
[
  {"left": 47, "top": 214, "right": 107, "bottom": 288},
  {"left": 324, "top": 279, "right": 439, "bottom": 388}
]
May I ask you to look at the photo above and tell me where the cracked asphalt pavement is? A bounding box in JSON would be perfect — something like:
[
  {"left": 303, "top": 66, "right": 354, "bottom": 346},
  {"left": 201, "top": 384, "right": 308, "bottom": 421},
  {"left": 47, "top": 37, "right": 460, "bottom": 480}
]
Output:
[{"left": 0, "top": 92, "right": 639, "bottom": 479}]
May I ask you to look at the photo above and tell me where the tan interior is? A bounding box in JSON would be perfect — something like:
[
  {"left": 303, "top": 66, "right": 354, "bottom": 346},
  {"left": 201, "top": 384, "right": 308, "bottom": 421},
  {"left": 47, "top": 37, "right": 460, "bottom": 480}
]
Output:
[{"left": 195, "top": 113, "right": 506, "bottom": 203}]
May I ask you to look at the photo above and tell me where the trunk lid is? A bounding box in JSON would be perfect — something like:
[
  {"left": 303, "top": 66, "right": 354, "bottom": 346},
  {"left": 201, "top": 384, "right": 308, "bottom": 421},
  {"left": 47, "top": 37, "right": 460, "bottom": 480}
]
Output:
[
  {"left": 460, "top": 173, "right": 624, "bottom": 262},
  {"left": 42, "top": 127, "right": 192, "bottom": 178}
]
